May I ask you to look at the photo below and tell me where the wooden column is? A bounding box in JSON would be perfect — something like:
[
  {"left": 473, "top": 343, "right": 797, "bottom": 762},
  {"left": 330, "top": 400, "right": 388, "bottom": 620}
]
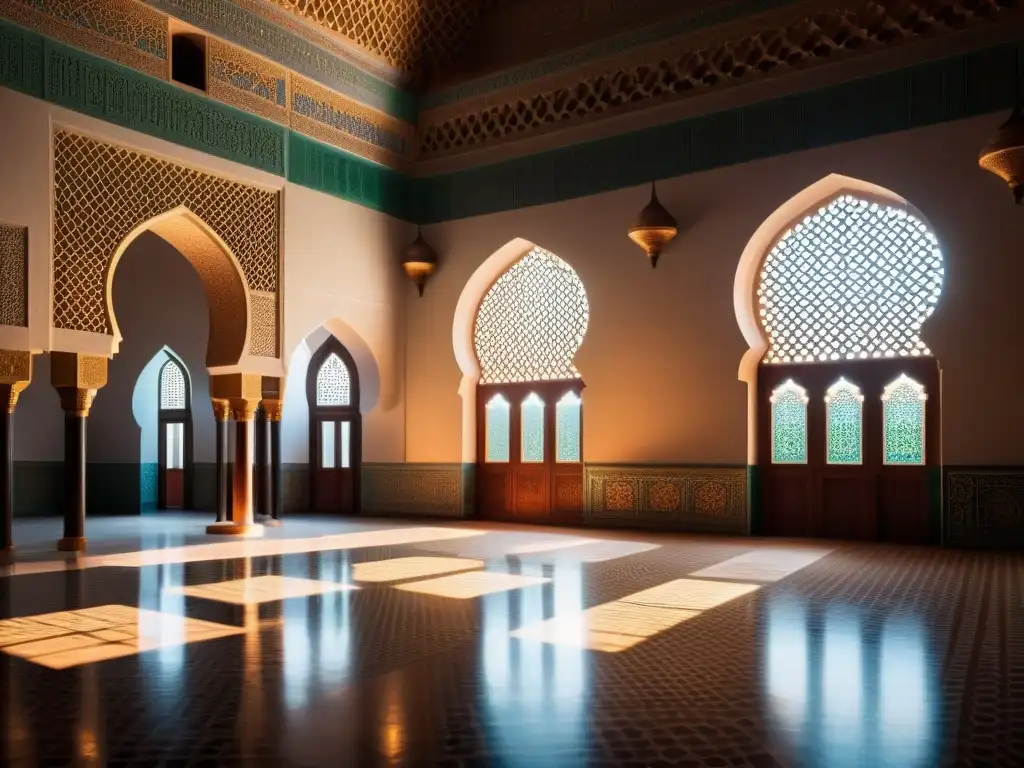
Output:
[
  {"left": 51, "top": 353, "right": 106, "bottom": 553},
  {"left": 212, "top": 398, "right": 230, "bottom": 523},
  {"left": 0, "top": 351, "right": 32, "bottom": 555},
  {"left": 207, "top": 373, "right": 263, "bottom": 536}
]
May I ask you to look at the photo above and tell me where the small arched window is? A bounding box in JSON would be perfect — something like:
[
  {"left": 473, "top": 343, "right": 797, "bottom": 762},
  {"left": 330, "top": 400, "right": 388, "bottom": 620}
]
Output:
[
  {"left": 316, "top": 352, "right": 352, "bottom": 407},
  {"left": 555, "top": 391, "right": 582, "bottom": 463},
  {"left": 159, "top": 359, "right": 186, "bottom": 411},
  {"left": 882, "top": 375, "right": 927, "bottom": 465},
  {"left": 771, "top": 380, "right": 808, "bottom": 465},
  {"left": 825, "top": 378, "right": 863, "bottom": 465},
  {"left": 485, "top": 394, "right": 510, "bottom": 463},
  {"left": 521, "top": 392, "right": 545, "bottom": 463}
]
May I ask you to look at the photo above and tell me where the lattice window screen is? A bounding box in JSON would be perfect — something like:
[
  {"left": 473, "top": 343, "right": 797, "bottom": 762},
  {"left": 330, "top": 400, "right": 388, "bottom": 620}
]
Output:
[
  {"left": 474, "top": 247, "right": 589, "bottom": 385},
  {"left": 758, "top": 195, "right": 943, "bottom": 364},
  {"left": 160, "top": 361, "right": 186, "bottom": 410},
  {"left": 316, "top": 353, "right": 351, "bottom": 406},
  {"left": 826, "top": 378, "right": 863, "bottom": 465},
  {"left": 770, "top": 379, "right": 808, "bottom": 465}
]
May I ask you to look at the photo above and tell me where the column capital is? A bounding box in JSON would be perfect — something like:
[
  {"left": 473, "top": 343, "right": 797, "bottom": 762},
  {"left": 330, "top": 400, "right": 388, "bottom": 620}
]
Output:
[
  {"left": 0, "top": 350, "right": 34, "bottom": 414},
  {"left": 0, "top": 382, "right": 29, "bottom": 415},
  {"left": 57, "top": 387, "right": 97, "bottom": 417},
  {"left": 50, "top": 352, "right": 107, "bottom": 390},
  {"left": 261, "top": 399, "right": 283, "bottom": 422},
  {"left": 229, "top": 398, "right": 259, "bottom": 422},
  {"left": 211, "top": 398, "right": 231, "bottom": 422}
]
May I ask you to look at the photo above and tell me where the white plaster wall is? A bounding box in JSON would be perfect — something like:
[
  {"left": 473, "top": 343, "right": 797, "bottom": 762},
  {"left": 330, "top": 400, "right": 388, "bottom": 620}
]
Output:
[
  {"left": 406, "top": 112, "right": 1024, "bottom": 467},
  {"left": 281, "top": 182, "right": 410, "bottom": 464}
]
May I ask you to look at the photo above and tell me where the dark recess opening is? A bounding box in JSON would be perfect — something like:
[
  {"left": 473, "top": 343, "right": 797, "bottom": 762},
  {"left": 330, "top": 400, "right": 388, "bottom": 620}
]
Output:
[{"left": 172, "top": 34, "right": 206, "bottom": 91}]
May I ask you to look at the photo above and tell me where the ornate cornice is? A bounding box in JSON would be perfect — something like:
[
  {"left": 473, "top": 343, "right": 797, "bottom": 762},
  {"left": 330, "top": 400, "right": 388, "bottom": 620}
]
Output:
[{"left": 419, "top": 0, "right": 1024, "bottom": 159}]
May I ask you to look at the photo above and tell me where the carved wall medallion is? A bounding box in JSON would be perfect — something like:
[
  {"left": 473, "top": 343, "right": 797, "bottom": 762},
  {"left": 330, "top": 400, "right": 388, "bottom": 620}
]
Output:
[
  {"left": 647, "top": 480, "right": 681, "bottom": 513},
  {"left": 693, "top": 481, "right": 729, "bottom": 517}
]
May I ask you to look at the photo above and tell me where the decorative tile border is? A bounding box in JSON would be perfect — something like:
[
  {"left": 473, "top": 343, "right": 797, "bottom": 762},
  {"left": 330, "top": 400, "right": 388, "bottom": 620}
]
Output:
[
  {"left": 0, "top": 0, "right": 167, "bottom": 79},
  {"left": 585, "top": 465, "right": 748, "bottom": 534},
  {"left": 361, "top": 463, "right": 464, "bottom": 518},
  {"left": 290, "top": 73, "right": 413, "bottom": 166},
  {"left": 144, "top": 0, "right": 414, "bottom": 121},
  {"left": 946, "top": 469, "right": 1024, "bottom": 549},
  {"left": 208, "top": 37, "right": 288, "bottom": 126}
]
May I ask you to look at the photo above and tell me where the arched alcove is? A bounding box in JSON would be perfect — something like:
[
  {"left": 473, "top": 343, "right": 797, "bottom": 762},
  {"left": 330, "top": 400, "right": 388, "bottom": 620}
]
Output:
[{"left": 734, "top": 174, "right": 944, "bottom": 544}]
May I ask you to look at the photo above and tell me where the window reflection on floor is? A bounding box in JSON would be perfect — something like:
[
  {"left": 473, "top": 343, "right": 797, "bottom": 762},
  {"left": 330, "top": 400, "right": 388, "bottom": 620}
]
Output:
[
  {"left": 167, "top": 575, "right": 357, "bottom": 605},
  {"left": 352, "top": 556, "right": 483, "bottom": 583},
  {"left": 763, "top": 594, "right": 938, "bottom": 767}
]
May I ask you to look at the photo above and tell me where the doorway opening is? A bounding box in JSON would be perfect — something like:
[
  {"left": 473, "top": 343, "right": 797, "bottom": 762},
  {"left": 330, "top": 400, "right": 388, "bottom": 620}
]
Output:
[{"left": 158, "top": 355, "right": 192, "bottom": 509}]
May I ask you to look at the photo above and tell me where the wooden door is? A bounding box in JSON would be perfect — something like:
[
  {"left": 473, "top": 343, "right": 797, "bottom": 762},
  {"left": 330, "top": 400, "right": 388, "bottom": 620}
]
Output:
[
  {"left": 159, "top": 419, "right": 187, "bottom": 509},
  {"left": 758, "top": 358, "right": 939, "bottom": 544},
  {"left": 476, "top": 381, "right": 584, "bottom": 522},
  {"left": 312, "top": 416, "right": 359, "bottom": 514}
]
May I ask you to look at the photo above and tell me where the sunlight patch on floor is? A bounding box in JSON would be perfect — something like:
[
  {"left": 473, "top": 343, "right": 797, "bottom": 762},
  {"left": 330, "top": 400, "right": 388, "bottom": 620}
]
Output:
[
  {"left": 511, "top": 577, "right": 761, "bottom": 653},
  {"left": 689, "top": 547, "right": 832, "bottom": 582},
  {"left": 352, "top": 556, "right": 484, "bottom": 583},
  {"left": 396, "top": 571, "right": 549, "bottom": 599},
  {"left": 167, "top": 575, "right": 357, "bottom": 605},
  {"left": 0, "top": 605, "right": 243, "bottom": 669}
]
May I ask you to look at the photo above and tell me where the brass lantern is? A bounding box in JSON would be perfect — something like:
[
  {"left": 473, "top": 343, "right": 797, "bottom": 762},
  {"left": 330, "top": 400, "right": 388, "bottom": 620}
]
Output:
[
  {"left": 979, "top": 103, "right": 1024, "bottom": 204},
  {"left": 401, "top": 228, "right": 438, "bottom": 297},
  {"left": 628, "top": 182, "right": 678, "bottom": 268}
]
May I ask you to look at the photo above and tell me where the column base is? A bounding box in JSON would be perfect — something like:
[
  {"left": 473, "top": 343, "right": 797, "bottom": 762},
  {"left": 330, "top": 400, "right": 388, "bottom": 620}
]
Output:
[
  {"left": 255, "top": 514, "right": 282, "bottom": 528},
  {"left": 58, "top": 537, "right": 87, "bottom": 552},
  {"left": 205, "top": 522, "right": 265, "bottom": 537}
]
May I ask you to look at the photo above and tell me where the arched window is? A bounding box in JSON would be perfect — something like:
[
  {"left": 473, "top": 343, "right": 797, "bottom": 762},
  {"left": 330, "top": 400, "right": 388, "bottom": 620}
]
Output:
[
  {"left": 758, "top": 195, "right": 943, "bottom": 364},
  {"left": 770, "top": 380, "right": 808, "bottom": 465},
  {"left": 826, "top": 378, "right": 863, "bottom": 465},
  {"left": 474, "top": 247, "right": 589, "bottom": 519},
  {"left": 882, "top": 375, "right": 927, "bottom": 466},
  {"left": 752, "top": 186, "right": 942, "bottom": 544},
  {"left": 157, "top": 356, "right": 191, "bottom": 509},
  {"left": 307, "top": 338, "right": 361, "bottom": 514}
]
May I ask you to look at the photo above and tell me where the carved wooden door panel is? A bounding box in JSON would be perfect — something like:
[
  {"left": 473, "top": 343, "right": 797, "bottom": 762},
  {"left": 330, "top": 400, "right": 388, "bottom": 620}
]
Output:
[
  {"left": 758, "top": 358, "right": 939, "bottom": 543},
  {"left": 477, "top": 382, "right": 583, "bottom": 521},
  {"left": 313, "top": 417, "right": 358, "bottom": 514},
  {"left": 159, "top": 419, "right": 187, "bottom": 509}
]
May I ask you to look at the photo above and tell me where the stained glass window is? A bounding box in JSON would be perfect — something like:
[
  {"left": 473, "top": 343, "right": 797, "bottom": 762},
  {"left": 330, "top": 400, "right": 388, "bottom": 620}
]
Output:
[
  {"left": 316, "top": 353, "right": 351, "bottom": 407},
  {"left": 521, "top": 393, "right": 545, "bottom": 463},
  {"left": 556, "top": 391, "right": 582, "bottom": 463},
  {"left": 474, "top": 247, "right": 590, "bottom": 384},
  {"left": 883, "top": 375, "right": 927, "bottom": 465},
  {"left": 771, "top": 380, "right": 808, "bottom": 464},
  {"left": 758, "top": 195, "right": 944, "bottom": 364},
  {"left": 826, "top": 378, "right": 863, "bottom": 465},
  {"left": 485, "top": 394, "right": 510, "bottom": 463},
  {"left": 159, "top": 360, "right": 186, "bottom": 410}
]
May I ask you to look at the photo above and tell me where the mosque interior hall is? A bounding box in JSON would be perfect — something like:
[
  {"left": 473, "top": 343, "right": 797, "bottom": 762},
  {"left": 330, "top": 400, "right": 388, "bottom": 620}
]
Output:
[{"left": 0, "top": 0, "right": 1023, "bottom": 764}]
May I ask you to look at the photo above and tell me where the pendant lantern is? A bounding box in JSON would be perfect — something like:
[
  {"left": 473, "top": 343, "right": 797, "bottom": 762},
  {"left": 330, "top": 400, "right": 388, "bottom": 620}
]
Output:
[
  {"left": 628, "top": 182, "right": 678, "bottom": 268},
  {"left": 980, "top": 102, "right": 1024, "bottom": 204},
  {"left": 401, "top": 228, "right": 438, "bottom": 297}
]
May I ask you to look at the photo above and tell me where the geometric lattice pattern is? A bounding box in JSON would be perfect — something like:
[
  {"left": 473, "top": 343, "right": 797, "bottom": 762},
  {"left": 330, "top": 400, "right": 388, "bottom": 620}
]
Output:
[
  {"left": 485, "top": 394, "right": 510, "bottom": 463},
  {"left": 316, "top": 352, "right": 351, "bottom": 406},
  {"left": 556, "top": 392, "right": 582, "bottom": 463},
  {"left": 521, "top": 392, "right": 544, "bottom": 462},
  {"left": 419, "top": 0, "right": 1021, "bottom": 157},
  {"left": 265, "top": 0, "right": 491, "bottom": 73},
  {"left": 159, "top": 360, "right": 187, "bottom": 410},
  {"left": 474, "top": 248, "right": 589, "bottom": 384},
  {"left": 758, "top": 195, "right": 943, "bottom": 364},
  {"left": 52, "top": 131, "right": 280, "bottom": 337},
  {"left": 826, "top": 378, "right": 863, "bottom": 465},
  {"left": 770, "top": 380, "right": 807, "bottom": 465},
  {"left": 883, "top": 374, "right": 927, "bottom": 465},
  {"left": 248, "top": 292, "right": 279, "bottom": 358},
  {"left": 0, "top": 224, "right": 28, "bottom": 328}
]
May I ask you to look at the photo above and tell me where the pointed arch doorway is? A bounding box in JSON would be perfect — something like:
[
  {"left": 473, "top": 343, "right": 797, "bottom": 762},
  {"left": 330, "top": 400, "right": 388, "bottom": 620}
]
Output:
[
  {"left": 158, "top": 355, "right": 192, "bottom": 510},
  {"left": 307, "top": 338, "right": 362, "bottom": 514},
  {"left": 740, "top": 185, "right": 944, "bottom": 544}
]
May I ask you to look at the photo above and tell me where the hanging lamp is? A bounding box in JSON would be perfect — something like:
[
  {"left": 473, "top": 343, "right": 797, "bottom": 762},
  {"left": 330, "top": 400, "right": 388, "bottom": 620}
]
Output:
[
  {"left": 979, "top": 102, "right": 1024, "bottom": 204},
  {"left": 628, "top": 182, "right": 678, "bottom": 268},
  {"left": 401, "top": 228, "right": 438, "bottom": 297}
]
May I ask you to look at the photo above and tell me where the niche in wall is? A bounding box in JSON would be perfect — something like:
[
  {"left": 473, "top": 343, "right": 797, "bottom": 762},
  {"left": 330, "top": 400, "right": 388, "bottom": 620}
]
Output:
[{"left": 171, "top": 33, "right": 207, "bottom": 92}]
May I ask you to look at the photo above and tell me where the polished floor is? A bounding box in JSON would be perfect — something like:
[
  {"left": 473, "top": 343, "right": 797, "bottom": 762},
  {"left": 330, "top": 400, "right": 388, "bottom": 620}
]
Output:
[{"left": 0, "top": 515, "right": 1020, "bottom": 767}]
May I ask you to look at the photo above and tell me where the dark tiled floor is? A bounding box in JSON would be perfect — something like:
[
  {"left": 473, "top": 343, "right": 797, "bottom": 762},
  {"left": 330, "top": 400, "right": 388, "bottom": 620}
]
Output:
[{"left": 0, "top": 515, "right": 1021, "bottom": 767}]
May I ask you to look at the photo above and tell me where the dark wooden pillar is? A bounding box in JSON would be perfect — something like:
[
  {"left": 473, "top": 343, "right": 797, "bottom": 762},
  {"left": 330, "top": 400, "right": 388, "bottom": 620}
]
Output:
[
  {"left": 0, "top": 354, "right": 33, "bottom": 555},
  {"left": 261, "top": 399, "right": 282, "bottom": 525},
  {"left": 56, "top": 388, "right": 93, "bottom": 552},
  {"left": 213, "top": 399, "right": 230, "bottom": 523}
]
